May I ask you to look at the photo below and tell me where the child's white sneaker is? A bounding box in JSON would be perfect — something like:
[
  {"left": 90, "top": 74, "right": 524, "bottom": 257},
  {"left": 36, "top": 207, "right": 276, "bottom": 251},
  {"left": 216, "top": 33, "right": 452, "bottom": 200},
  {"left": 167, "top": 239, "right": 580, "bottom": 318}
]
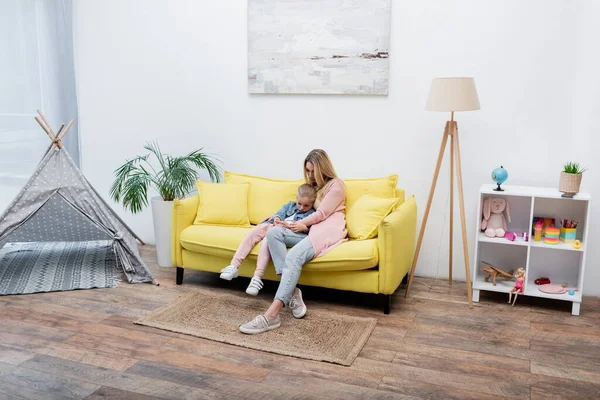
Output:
[
  {"left": 219, "top": 265, "right": 238, "bottom": 281},
  {"left": 246, "top": 277, "right": 263, "bottom": 296}
]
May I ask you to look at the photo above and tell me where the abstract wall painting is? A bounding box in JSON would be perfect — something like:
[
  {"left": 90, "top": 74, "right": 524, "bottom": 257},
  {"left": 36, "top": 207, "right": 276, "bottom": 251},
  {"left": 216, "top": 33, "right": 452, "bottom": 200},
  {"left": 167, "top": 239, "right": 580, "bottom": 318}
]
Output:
[{"left": 248, "top": 0, "right": 391, "bottom": 95}]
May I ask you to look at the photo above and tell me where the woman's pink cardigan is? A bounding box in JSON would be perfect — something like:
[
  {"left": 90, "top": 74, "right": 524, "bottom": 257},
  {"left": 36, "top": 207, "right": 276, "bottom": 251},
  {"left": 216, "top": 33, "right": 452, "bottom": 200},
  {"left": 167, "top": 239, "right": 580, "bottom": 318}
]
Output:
[{"left": 298, "top": 179, "right": 347, "bottom": 258}]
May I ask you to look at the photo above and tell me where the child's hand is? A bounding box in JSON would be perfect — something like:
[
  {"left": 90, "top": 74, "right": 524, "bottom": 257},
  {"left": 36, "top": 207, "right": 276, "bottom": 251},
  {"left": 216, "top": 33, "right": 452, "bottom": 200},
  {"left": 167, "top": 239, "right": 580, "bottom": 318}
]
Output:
[
  {"left": 289, "top": 222, "right": 308, "bottom": 233},
  {"left": 274, "top": 218, "right": 287, "bottom": 227}
]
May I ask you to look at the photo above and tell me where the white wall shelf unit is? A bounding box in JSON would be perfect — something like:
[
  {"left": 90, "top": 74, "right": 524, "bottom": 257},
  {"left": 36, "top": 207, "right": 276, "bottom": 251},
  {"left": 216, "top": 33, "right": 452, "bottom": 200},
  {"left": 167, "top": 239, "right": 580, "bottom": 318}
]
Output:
[{"left": 472, "top": 184, "right": 591, "bottom": 315}]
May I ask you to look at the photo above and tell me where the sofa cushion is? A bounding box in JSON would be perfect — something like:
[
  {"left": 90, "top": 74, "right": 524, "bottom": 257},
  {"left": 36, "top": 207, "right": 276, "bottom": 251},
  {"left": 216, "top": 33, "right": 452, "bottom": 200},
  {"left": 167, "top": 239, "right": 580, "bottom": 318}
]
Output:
[
  {"left": 346, "top": 194, "right": 399, "bottom": 240},
  {"left": 344, "top": 175, "right": 398, "bottom": 212},
  {"left": 193, "top": 181, "right": 251, "bottom": 227},
  {"left": 179, "top": 225, "right": 378, "bottom": 272},
  {"left": 224, "top": 171, "right": 303, "bottom": 225}
]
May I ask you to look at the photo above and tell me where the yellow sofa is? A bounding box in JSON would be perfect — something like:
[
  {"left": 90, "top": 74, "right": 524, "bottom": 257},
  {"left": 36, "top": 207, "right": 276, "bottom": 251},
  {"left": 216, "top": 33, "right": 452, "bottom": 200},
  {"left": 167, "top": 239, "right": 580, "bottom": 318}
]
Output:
[{"left": 171, "top": 172, "right": 417, "bottom": 313}]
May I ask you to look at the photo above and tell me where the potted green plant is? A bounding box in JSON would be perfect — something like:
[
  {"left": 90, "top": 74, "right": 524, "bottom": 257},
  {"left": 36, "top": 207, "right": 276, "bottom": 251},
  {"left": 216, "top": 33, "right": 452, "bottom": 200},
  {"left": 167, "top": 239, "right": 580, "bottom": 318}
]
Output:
[
  {"left": 559, "top": 161, "right": 587, "bottom": 198},
  {"left": 110, "top": 142, "right": 221, "bottom": 266}
]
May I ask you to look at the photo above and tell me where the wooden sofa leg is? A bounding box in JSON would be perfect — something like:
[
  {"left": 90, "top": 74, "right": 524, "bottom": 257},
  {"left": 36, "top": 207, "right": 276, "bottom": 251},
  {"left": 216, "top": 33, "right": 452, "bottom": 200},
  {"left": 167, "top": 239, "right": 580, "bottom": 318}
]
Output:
[
  {"left": 381, "top": 294, "right": 391, "bottom": 315},
  {"left": 176, "top": 267, "right": 184, "bottom": 285}
]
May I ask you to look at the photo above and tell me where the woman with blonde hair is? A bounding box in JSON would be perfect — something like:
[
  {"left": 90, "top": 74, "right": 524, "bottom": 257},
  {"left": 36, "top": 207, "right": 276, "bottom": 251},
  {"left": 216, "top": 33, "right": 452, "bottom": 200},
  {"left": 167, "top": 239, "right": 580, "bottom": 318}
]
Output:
[{"left": 240, "top": 149, "right": 347, "bottom": 334}]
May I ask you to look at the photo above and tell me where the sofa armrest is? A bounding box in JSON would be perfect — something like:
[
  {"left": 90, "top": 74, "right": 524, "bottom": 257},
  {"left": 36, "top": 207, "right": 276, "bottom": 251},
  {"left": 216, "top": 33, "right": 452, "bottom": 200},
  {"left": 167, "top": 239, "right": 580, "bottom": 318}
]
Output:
[
  {"left": 171, "top": 195, "right": 199, "bottom": 266},
  {"left": 378, "top": 195, "right": 417, "bottom": 294}
]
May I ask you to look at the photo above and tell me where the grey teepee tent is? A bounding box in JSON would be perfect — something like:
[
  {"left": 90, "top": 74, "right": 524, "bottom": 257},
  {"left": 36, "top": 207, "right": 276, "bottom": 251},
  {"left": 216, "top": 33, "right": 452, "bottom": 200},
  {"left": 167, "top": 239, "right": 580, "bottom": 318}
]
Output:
[{"left": 0, "top": 111, "right": 156, "bottom": 292}]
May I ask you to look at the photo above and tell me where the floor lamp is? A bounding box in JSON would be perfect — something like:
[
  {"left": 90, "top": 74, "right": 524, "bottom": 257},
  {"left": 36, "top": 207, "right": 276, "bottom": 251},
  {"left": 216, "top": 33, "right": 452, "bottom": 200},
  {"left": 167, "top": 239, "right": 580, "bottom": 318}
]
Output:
[{"left": 405, "top": 77, "right": 480, "bottom": 308}]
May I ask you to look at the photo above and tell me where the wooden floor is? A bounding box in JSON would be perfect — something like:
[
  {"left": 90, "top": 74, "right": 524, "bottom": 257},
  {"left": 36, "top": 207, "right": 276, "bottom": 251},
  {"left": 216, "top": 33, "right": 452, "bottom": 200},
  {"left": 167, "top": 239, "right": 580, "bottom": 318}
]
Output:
[{"left": 1, "top": 246, "right": 600, "bottom": 399}]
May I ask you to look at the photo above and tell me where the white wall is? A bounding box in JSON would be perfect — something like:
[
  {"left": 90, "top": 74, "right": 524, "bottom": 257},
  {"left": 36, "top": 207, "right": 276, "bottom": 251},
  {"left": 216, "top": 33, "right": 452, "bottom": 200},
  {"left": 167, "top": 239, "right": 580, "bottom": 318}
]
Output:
[{"left": 73, "top": 0, "right": 600, "bottom": 295}]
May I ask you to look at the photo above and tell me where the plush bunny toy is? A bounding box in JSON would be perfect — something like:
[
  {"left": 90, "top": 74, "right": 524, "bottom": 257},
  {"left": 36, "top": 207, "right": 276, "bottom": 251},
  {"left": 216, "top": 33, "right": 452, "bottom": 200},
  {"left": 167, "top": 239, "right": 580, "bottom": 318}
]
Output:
[{"left": 481, "top": 197, "right": 511, "bottom": 238}]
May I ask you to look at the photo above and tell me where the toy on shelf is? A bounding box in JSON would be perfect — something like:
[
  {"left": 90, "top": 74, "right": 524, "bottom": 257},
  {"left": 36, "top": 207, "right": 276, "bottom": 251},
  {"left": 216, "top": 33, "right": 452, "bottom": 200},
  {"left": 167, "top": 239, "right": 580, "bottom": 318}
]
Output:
[
  {"left": 481, "top": 197, "right": 511, "bottom": 238},
  {"left": 532, "top": 217, "right": 556, "bottom": 239},
  {"left": 508, "top": 268, "right": 525, "bottom": 306},
  {"left": 573, "top": 240, "right": 582, "bottom": 249},
  {"left": 480, "top": 261, "right": 514, "bottom": 286},
  {"left": 538, "top": 282, "right": 577, "bottom": 295},
  {"left": 559, "top": 219, "right": 578, "bottom": 243},
  {"left": 535, "top": 277, "right": 551, "bottom": 285},
  {"left": 533, "top": 221, "right": 543, "bottom": 241},
  {"left": 504, "top": 231, "right": 529, "bottom": 242},
  {"left": 544, "top": 227, "right": 560, "bottom": 245},
  {"left": 491, "top": 166, "right": 508, "bottom": 191}
]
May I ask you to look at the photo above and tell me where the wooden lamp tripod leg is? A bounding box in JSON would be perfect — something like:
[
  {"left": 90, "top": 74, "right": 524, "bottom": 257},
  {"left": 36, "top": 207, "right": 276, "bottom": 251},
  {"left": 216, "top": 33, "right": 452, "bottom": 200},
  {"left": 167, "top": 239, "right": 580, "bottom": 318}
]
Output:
[
  {"left": 405, "top": 122, "right": 450, "bottom": 298},
  {"left": 452, "top": 122, "right": 474, "bottom": 308},
  {"left": 449, "top": 125, "right": 454, "bottom": 284}
]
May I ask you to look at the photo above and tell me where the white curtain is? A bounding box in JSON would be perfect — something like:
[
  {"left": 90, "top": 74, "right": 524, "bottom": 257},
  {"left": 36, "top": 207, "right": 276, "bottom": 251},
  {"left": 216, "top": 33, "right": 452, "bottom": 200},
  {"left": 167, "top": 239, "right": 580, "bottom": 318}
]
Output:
[{"left": 0, "top": 0, "right": 79, "bottom": 212}]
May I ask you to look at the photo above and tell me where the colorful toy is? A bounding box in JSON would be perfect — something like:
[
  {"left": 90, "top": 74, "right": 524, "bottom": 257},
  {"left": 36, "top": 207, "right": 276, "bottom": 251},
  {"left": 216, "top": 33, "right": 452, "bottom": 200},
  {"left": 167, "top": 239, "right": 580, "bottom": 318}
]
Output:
[
  {"left": 532, "top": 217, "right": 556, "bottom": 238},
  {"left": 481, "top": 197, "right": 511, "bottom": 238},
  {"left": 533, "top": 220, "right": 543, "bottom": 242},
  {"left": 504, "top": 231, "right": 529, "bottom": 242},
  {"left": 479, "top": 261, "right": 514, "bottom": 286},
  {"left": 559, "top": 220, "right": 578, "bottom": 243},
  {"left": 573, "top": 240, "right": 582, "bottom": 249},
  {"left": 544, "top": 227, "right": 560, "bottom": 245},
  {"left": 538, "top": 283, "right": 577, "bottom": 295},
  {"left": 535, "top": 277, "right": 551, "bottom": 285},
  {"left": 491, "top": 166, "right": 508, "bottom": 191},
  {"left": 508, "top": 268, "right": 525, "bottom": 306}
]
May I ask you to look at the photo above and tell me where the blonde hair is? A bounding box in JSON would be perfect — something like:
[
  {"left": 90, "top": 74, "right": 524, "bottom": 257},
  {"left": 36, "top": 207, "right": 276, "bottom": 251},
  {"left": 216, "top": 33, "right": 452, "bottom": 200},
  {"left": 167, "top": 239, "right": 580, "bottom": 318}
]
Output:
[
  {"left": 303, "top": 149, "right": 339, "bottom": 191},
  {"left": 297, "top": 184, "right": 317, "bottom": 202}
]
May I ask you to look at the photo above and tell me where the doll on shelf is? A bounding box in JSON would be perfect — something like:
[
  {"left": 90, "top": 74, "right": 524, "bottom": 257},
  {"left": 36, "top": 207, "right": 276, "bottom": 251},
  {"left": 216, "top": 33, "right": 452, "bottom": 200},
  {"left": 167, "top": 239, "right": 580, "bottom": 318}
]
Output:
[{"left": 508, "top": 268, "right": 525, "bottom": 306}]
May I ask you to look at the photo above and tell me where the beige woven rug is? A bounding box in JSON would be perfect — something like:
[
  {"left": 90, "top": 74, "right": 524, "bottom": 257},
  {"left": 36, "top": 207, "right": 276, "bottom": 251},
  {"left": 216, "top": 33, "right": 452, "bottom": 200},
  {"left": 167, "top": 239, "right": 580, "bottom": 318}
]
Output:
[{"left": 135, "top": 289, "right": 377, "bottom": 366}]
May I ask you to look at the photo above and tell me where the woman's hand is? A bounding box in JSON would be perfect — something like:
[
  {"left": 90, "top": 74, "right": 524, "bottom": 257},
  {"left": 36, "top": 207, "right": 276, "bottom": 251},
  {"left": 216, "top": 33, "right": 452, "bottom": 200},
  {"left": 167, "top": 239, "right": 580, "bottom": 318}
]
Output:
[{"left": 289, "top": 222, "right": 308, "bottom": 233}]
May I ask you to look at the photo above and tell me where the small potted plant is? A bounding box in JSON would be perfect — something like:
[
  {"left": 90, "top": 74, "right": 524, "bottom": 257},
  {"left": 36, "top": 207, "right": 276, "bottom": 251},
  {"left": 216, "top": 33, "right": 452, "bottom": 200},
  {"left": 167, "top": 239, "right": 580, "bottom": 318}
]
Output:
[
  {"left": 559, "top": 161, "right": 587, "bottom": 198},
  {"left": 110, "top": 142, "right": 221, "bottom": 266}
]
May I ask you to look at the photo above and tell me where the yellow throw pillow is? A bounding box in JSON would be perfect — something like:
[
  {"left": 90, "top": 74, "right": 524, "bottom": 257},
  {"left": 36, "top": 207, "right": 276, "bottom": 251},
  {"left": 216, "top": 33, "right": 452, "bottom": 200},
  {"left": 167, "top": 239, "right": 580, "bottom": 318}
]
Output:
[
  {"left": 193, "top": 181, "right": 250, "bottom": 227},
  {"left": 224, "top": 171, "right": 304, "bottom": 225},
  {"left": 346, "top": 194, "right": 399, "bottom": 240},
  {"left": 344, "top": 174, "right": 398, "bottom": 211}
]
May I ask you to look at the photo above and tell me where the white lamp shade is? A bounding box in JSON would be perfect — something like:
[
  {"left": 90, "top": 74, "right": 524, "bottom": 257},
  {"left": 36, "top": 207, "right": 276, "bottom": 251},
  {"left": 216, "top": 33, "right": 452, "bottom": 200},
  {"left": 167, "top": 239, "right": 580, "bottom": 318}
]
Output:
[{"left": 425, "top": 77, "right": 480, "bottom": 112}]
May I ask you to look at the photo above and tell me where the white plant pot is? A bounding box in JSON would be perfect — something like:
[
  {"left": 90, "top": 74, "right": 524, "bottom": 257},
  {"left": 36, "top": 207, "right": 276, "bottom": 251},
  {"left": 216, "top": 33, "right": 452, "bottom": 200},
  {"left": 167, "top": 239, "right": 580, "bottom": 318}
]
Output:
[{"left": 151, "top": 196, "right": 174, "bottom": 267}]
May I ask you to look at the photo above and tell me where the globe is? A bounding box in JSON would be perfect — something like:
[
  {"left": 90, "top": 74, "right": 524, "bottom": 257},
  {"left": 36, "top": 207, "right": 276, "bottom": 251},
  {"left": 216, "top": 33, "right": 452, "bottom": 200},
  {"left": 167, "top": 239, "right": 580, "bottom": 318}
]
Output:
[{"left": 492, "top": 166, "right": 508, "bottom": 191}]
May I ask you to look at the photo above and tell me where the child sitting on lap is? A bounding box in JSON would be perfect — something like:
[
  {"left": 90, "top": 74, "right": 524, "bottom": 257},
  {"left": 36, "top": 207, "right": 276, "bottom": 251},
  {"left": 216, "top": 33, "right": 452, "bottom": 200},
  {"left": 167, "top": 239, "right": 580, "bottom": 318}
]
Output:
[{"left": 219, "top": 183, "right": 317, "bottom": 295}]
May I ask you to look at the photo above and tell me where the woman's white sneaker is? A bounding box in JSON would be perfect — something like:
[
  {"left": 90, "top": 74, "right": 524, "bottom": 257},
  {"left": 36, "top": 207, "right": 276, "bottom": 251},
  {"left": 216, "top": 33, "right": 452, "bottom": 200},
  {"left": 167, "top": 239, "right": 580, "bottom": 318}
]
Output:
[
  {"left": 219, "top": 265, "right": 238, "bottom": 281},
  {"left": 289, "top": 287, "right": 307, "bottom": 318},
  {"left": 239, "top": 315, "right": 281, "bottom": 334},
  {"left": 246, "top": 277, "right": 263, "bottom": 296}
]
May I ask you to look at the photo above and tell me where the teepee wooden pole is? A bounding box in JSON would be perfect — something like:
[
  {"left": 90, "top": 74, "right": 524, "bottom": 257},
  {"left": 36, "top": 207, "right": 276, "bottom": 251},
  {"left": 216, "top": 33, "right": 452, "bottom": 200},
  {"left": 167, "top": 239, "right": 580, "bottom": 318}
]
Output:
[
  {"left": 37, "top": 110, "right": 56, "bottom": 136},
  {"left": 35, "top": 116, "right": 56, "bottom": 141},
  {"left": 59, "top": 120, "right": 74, "bottom": 140},
  {"left": 56, "top": 123, "right": 65, "bottom": 137}
]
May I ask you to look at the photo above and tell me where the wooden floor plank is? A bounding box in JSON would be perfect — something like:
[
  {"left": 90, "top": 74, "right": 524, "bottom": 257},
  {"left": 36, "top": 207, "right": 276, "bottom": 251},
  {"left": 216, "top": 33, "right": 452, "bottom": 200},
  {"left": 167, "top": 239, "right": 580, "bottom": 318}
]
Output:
[
  {"left": 0, "top": 381, "right": 69, "bottom": 400},
  {"left": 0, "top": 361, "right": 100, "bottom": 399},
  {"left": 392, "top": 341, "right": 530, "bottom": 372},
  {"left": 351, "top": 357, "right": 530, "bottom": 399},
  {"left": 0, "top": 298, "right": 110, "bottom": 323},
  {"left": 531, "top": 383, "right": 600, "bottom": 400},
  {"left": 163, "top": 336, "right": 384, "bottom": 389},
  {"left": 20, "top": 355, "right": 236, "bottom": 400},
  {"left": 0, "top": 345, "right": 35, "bottom": 366},
  {"left": 0, "top": 319, "right": 75, "bottom": 342},
  {"left": 0, "top": 332, "right": 138, "bottom": 372},
  {"left": 86, "top": 386, "right": 163, "bottom": 400},
  {"left": 378, "top": 376, "right": 507, "bottom": 400},
  {"left": 262, "top": 370, "right": 418, "bottom": 400},
  {"left": 531, "top": 361, "right": 600, "bottom": 385},
  {"left": 127, "top": 360, "right": 336, "bottom": 400},
  {"left": 64, "top": 333, "right": 269, "bottom": 382}
]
